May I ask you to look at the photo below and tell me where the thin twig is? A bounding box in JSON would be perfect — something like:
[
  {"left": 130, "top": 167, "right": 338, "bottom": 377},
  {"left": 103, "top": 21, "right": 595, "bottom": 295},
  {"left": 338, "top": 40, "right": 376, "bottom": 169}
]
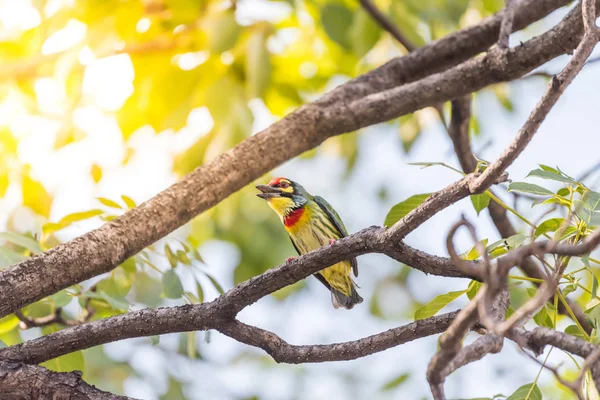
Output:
[
  {"left": 498, "top": 0, "right": 516, "bottom": 49},
  {"left": 358, "top": 0, "right": 417, "bottom": 52}
]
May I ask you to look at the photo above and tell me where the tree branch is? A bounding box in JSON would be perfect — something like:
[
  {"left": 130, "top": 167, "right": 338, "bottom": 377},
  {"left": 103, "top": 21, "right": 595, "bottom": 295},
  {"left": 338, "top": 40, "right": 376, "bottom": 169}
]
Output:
[
  {"left": 0, "top": 361, "right": 135, "bottom": 400},
  {"left": 217, "top": 311, "right": 460, "bottom": 363}
]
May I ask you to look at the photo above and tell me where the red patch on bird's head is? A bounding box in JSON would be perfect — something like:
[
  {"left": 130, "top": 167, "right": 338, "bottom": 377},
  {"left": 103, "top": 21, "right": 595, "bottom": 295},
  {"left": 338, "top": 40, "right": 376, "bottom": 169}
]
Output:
[{"left": 268, "top": 177, "right": 287, "bottom": 186}]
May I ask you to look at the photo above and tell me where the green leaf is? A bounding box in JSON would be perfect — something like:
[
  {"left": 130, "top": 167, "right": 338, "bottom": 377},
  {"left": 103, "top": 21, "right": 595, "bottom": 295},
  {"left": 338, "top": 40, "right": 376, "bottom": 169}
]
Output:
[
  {"left": 165, "top": 244, "right": 178, "bottom": 269},
  {"left": 586, "top": 303, "right": 600, "bottom": 329},
  {"left": 534, "top": 218, "right": 566, "bottom": 238},
  {"left": 466, "top": 280, "right": 481, "bottom": 300},
  {"left": 196, "top": 281, "right": 204, "bottom": 303},
  {"left": 539, "top": 164, "right": 560, "bottom": 174},
  {"left": 205, "top": 273, "right": 224, "bottom": 295},
  {"left": 414, "top": 290, "right": 466, "bottom": 320},
  {"left": 470, "top": 194, "right": 490, "bottom": 216},
  {"left": 381, "top": 372, "right": 410, "bottom": 391},
  {"left": 100, "top": 291, "right": 130, "bottom": 311},
  {"left": 384, "top": 194, "right": 431, "bottom": 227},
  {"left": 187, "top": 331, "right": 197, "bottom": 360},
  {"left": 506, "top": 383, "right": 542, "bottom": 400},
  {"left": 565, "top": 324, "right": 587, "bottom": 340},
  {"left": 554, "top": 226, "right": 578, "bottom": 242},
  {"left": 162, "top": 270, "right": 184, "bottom": 299},
  {"left": 50, "top": 291, "right": 73, "bottom": 308},
  {"left": 562, "top": 282, "right": 577, "bottom": 298},
  {"left": 22, "top": 175, "right": 52, "bottom": 217},
  {"left": 349, "top": 9, "right": 381, "bottom": 58},
  {"left": 96, "top": 197, "right": 122, "bottom": 209},
  {"left": 245, "top": 28, "right": 272, "bottom": 99},
  {"left": 507, "top": 182, "right": 553, "bottom": 196},
  {"left": 42, "top": 209, "right": 104, "bottom": 235},
  {"left": 321, "top": 4, "right": 353, "bottom": 50},
  {"left": 0, "top": 315, "right": 19, "bottom": 335},
  {"left": 592, "top": 272, "right": 598, "bottom": 298},
  {"left": 577, "top": 191, "right": 600, "bottom": 225},
  {"left": 461, "top": 239, "right": 489, "bottom": 261},
  {"left": 204, "top": 12, "right": 241, "bottom": 53},
  {"left": 176, "top": 250, "right": 191, "bottom": 265},
  {"left": 120, "top": 257, "right": 137, "bottom": 274},
  {"left": 533, "top": 306, "right": 553, "bottom": 328},
  {"left": 526, "top": 168, "right": 575, "bottom": 183},
  {"left": 121, "top": 195, "right": 136, "bottom": 209},
  {"left": 42, "top": 350, "right": 84, "bottom": 373},
  {"left": 505, "top": 234, "right": 526, "bottom": 250},
  {"left": 0, "top": 232, "right": 41, "bottom": 253},
  {"left": 0, "top": 247, "right": 27, "bottom": 268}
]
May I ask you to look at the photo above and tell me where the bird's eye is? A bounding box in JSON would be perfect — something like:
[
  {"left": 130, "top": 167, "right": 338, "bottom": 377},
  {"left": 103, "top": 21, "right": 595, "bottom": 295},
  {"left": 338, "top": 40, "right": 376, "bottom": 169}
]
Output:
[{"left": 280, "top": 182, "right": 289, "bottom": 188}]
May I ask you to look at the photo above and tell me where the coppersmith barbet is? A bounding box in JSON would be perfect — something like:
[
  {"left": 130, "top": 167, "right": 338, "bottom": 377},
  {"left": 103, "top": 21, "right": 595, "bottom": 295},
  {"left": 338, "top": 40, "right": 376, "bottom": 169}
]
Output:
[{"left": 256, "top": 177, "right": 362, "bottom": 309}]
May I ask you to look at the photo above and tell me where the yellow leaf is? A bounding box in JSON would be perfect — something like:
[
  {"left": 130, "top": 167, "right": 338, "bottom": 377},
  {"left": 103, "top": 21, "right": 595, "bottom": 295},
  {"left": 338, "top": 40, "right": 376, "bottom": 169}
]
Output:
[
  {"left": 22, "top": 175, "right": 52, "bottom": 217},
  {"left": 91, "top": 164, "right": 102, "bottom": 183},
  {"left": 0, "top": 315, "right": 19, "bottom": 335}
]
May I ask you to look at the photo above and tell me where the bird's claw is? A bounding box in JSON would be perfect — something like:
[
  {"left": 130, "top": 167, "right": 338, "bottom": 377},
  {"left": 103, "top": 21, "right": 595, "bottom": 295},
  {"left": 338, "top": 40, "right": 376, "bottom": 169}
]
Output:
[
  {"left": 329, "top": 239, "right": 335, "bottom": 245},
  {"left": 286, "top": 257, "right": 296, "bottom": 263}
]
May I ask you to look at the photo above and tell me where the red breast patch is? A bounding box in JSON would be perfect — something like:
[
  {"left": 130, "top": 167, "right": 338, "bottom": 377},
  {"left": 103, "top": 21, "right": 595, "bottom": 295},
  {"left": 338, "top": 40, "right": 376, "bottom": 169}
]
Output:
[{"left": 284, "top": 207, "right": 305, "bottom": 227}]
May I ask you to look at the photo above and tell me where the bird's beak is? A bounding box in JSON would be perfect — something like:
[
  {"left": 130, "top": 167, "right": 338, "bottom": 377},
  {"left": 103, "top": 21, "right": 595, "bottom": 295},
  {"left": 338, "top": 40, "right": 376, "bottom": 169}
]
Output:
[{"left": 256, "top": 184, "right": 282, "bottom": 200}]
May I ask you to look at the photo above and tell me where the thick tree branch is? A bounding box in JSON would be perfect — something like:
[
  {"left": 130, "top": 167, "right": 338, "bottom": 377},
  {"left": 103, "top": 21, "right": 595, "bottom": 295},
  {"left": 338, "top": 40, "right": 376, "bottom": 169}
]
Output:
[
  {"left": 0, "top": 361, "right": 134, "bottom": 400},
  {"left": 0, "top": 0, "right": 584, "bottom": 319}
]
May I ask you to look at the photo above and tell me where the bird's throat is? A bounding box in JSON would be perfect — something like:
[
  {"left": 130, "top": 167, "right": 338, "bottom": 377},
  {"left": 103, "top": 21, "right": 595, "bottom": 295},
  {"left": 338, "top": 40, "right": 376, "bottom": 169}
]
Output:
[{"left": 284, "top": 207, "right": 305, "bottom": 228}]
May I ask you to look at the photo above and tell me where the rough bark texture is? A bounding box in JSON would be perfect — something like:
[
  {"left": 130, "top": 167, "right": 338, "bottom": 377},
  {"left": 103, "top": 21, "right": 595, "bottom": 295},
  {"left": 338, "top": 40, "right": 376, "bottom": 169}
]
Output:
[{"left": 0, "top": 362, "right": 135, "bottom": 400}]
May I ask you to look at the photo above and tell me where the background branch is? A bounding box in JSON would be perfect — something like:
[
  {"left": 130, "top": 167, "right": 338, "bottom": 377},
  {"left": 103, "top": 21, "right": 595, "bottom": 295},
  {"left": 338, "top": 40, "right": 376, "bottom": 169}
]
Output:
[
  {"left": 358, "top": 0, "right": 417, "bottom": 52},
  {"left": 0, "top": 361, "right": 135, "bottom": 400}
]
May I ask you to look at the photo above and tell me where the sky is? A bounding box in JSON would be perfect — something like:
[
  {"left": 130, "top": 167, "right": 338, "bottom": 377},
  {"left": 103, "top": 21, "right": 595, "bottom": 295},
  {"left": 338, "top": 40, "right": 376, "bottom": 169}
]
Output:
[{"left": 2, "top": 0, "right": 600, "bottom": 399}]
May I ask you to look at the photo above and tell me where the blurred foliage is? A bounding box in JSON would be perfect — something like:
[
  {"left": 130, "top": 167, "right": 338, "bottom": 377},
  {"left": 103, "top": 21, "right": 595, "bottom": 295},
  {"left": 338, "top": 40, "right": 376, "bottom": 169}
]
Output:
[{"left": 0, "top": 0, "right": 546, "bottom": 397}]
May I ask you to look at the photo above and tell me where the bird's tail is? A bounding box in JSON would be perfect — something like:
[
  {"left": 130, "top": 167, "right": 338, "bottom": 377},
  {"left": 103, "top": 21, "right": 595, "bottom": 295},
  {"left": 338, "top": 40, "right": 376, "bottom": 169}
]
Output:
[{"left": 331, "top": 279, "right": 363, "bottom": 310}]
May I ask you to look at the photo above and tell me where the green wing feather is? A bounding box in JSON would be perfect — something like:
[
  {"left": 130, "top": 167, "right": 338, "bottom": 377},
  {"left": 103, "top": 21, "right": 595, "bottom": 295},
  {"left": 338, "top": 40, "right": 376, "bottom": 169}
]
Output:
[{"left": 313, "top": 195, "right": 359, "bottom": 277}]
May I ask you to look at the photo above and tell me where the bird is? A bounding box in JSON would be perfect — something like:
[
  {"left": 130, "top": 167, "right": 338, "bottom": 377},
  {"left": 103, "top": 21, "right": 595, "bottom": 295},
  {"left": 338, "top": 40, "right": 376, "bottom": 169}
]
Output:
[{"left": 256, "top": 177, "right": 362, "bottom": 309}]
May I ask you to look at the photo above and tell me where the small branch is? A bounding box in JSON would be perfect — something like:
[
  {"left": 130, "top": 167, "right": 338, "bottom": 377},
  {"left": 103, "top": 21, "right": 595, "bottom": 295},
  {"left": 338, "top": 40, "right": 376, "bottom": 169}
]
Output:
[
  {"left": 498, "top": 0, "right": 516, "bottom": 49},
  {"left": 426, "top": 289, "right": 485, "bottom": 399},
  {"left": 358, "top": 0, "right": 417, "bottom": 52},
  {"left": 441, "top": 290, "right": 509, "bottom": 377},
  {"left": 217, "top": 311, "right": 460, "bottom": 363},
  {"left": 16, "top": 294, "right": 95, "bottom": 329},
  {"left": 471, "top": 0, "right": 600, "bottom": 193},
  {"left": 448, "top": 97, "right": 476, "bottom": 172}
]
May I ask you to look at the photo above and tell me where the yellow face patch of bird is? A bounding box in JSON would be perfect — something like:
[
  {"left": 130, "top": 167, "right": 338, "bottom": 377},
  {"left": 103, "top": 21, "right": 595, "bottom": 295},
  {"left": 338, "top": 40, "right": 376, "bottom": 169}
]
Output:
[{"left": 256, "top": 177, "right": 363, "bottom": 310}]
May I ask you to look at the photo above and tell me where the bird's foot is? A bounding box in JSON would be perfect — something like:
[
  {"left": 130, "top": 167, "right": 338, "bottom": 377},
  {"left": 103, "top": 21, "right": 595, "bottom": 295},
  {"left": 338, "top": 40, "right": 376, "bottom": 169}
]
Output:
[
  {"left": 329, "top": 239, "right": 336, "bottom": 245},
  {"left": 286, "top": 256, "right": 296, "bottom": 263}
]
